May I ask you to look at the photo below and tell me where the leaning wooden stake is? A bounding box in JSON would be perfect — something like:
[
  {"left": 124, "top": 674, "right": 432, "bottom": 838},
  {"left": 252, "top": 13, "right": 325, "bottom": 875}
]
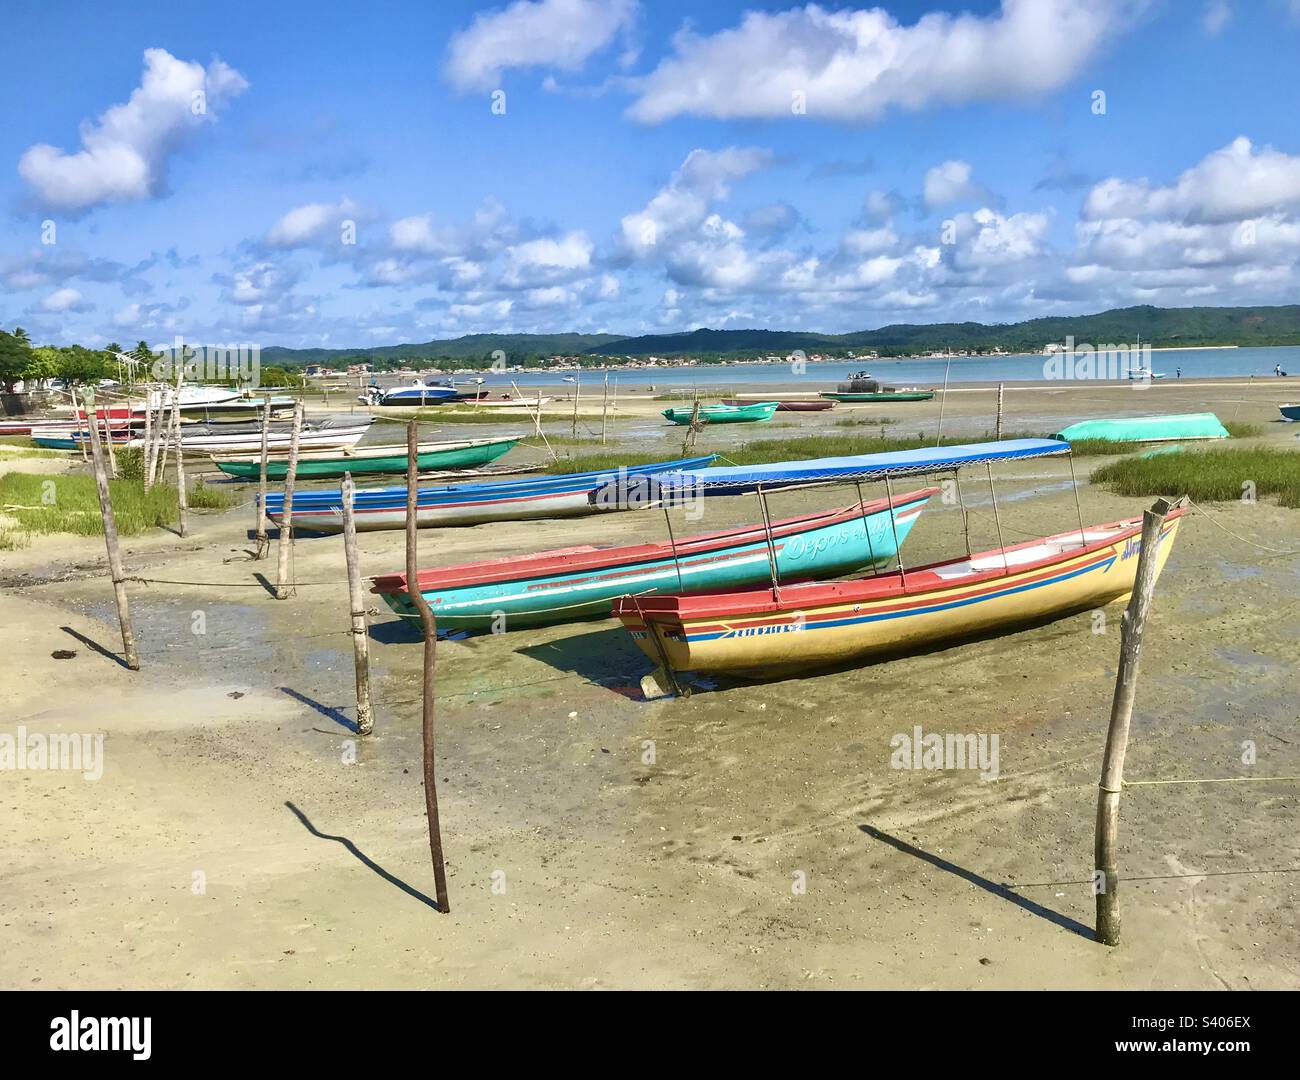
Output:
[
  {"left": 1094, "top": 496, "right": 1176, "bottom": 947},
  {"left": 341, "top": 473, "right": 374, "bottom": 736},
  {"left": 254, "top": 399, "right": 271, "bottom": 558},
  {"left": 85, "top": 392, "right": 140, "bottom": 671},
  {"left": 275, "top": 401, "right": 304, "bottom": 599},
  {"left": 141, "top": 387, "right": 155, "bottom": 491},
  {"left": 171, "top": 383, "right": 188, "bottom": 537},
  {"left": 405, "top": 419, "right": 450, "bottom": 912},
  {"left": 70, "top": 386, "right": 89, "bottom": 463}
]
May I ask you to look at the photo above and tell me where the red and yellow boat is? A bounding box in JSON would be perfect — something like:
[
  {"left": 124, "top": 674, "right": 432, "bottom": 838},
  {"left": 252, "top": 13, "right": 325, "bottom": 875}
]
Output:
[{"left": 614, "top": 506, "right": 1188, "bottom": 680}]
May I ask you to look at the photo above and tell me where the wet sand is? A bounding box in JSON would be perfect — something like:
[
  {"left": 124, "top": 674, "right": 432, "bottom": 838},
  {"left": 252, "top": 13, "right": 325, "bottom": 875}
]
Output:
[{"left": 2, "top": 378, "right": 1298, "bottom": 989}]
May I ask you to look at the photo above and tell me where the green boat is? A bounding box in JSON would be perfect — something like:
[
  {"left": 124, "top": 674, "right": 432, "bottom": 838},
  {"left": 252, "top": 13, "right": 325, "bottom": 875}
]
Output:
[
  {"left": 819, "top": 390, "right": 935, "bottom": 402},
  {"left": 211, "top": 435, "right": 519, "bottom": 479},
  {"left": 1051, "top": 413, "right": 1229, "bottom": 443},
  {"left": 662, "top": 401, "right": 779, "bottom": 424}
]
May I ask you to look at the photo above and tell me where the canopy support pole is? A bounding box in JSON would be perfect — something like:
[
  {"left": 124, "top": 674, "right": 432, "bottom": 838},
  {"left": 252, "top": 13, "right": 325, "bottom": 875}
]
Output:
[
  {"left": 955, "top": 468, "right": 972, "bottom": 558},
  {"left": 663, "top": 506, "right": 685, "bottom": 592},
  {"left": 1067, "top": 449, "right": 1088, "bottom": 551},
  {"left": 986, "top": 461, "right": 1009, "bottom": 575},
  {"left": 854, "top": 479, "right": 879, "bottom": 575},
  {"left": 883, "top": 472, "right": 907, "bottom": 592},
  {"left": 757, "top": 483, "right": 781, "bottom": 601},
  {"left": 934, "top": 358, "right": 951, "bottom": 446}
]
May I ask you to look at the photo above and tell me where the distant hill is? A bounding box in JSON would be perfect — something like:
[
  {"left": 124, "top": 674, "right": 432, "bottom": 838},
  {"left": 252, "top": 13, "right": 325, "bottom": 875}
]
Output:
[
  {"left": 257, "top": 306, "right": 1300, "bottom": 366},
  {"left": 587, "top": 305, "right": 1300, "bottom": 357},
  {"left": 261, "top": 332, "right": 624, "bottom": 365}
]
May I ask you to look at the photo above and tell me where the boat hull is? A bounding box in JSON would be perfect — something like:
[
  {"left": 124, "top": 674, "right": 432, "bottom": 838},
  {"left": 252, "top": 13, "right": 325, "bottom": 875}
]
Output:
[
  {"left": 1280, "top": 404, "right": 1300, "bottom": 422},
  {"left": 819, "top": 391, "right": 934, "bottom": 402},
  {"left": 615, "top": 510, "right": 1186, "bottom": 678},
  {"left": 721, "top": 399, "right": 835, "bottom": 412},
  {"left": 263, "top": 454, "right": 719, "bottom": 533},
  {"left": 663, "top": 402, "right": 779, "bottom": 424},
  {"left": 371, "top": 488, "right": 935, "bottom": 630},
  {"left": 213, "top": 437, "right": 517, "bottom": 479}
]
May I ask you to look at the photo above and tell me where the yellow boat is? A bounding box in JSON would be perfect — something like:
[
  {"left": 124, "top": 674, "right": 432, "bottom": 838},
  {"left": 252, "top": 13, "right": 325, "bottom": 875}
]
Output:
[{"left": 614, "top": 506, "right": 1188, "bottom": 679}]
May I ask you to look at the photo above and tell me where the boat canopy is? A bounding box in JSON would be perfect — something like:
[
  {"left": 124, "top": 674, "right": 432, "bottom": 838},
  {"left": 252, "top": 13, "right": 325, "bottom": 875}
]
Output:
[
  {"left": 1051, "top": 413, "right": 1228, "bottom": 443},
  {"left": 590, "top": 439, "right": 1070, "bottom": 507}
]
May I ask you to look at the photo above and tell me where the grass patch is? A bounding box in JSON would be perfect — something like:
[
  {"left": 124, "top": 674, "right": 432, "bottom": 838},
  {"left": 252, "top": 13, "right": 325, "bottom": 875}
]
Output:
[
  {"left": 1224, "top": 420, "right": 1264, "bottom": 439},
  {"left": 1091, "top": 447, "right": 1300, "bottom": 507},
  {"left": 0, "top": 526, "right": 31, "bottom": 550},
  {"left": 0, "top": 436, "right": 62, "bottom": 458},
  {"left": 0, "top": 472, "right": 237, "bottom": 536}
]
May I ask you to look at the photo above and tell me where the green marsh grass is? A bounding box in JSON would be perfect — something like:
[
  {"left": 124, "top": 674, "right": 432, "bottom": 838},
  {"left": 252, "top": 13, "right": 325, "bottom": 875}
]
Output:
[
  {"left": 0, "top": 472, "right": 236, "bottom": 536},
  {"left": 1091, "top": 447, "right": 1300, "bottom": 507}
]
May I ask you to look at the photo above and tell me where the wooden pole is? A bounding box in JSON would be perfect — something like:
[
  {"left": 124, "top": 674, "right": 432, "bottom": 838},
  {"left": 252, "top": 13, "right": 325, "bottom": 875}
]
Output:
[
  {"left": 935, "top": 359, "right": 951, "bottom": 446},
  {"left": 601, "top": 372, "right": 609, "bottom": 445},
  {"left": 571, "top": 372, "right": 580, "bottom": 437},
  {"left": 405, "top": 419, "right": 450, "bottom": 912},
  {"left": 143, "top": 387, "right": 157, "bottom": 491},
  {"left": 341, "top": 472, "right": 374, "bottom": 736},
  {"left": 70, "top": 386, "right": 89, "bottom": 463},
  {"left": 84, "top": 391, "right": 140, "bottom": 671},
  {"left": 275, "top": 401, "right": 303, "bottom": 599},
  {"left": 995, "top": 382, "right": 1005, "bottom": 441},
  {"left": 254, "top": 399, "right": 271, "bottom": 558},
  {"left": 171, "top": 381, "right": 188, "bottom": 538},
  {"left": 1094, "top": 497, "right": 1176, "bottom": 947}
]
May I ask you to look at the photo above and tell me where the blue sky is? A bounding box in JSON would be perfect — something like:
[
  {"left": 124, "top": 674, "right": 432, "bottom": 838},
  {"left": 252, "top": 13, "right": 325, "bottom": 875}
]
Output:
[{"left": 3, "top": 0, "right": 1300, "bottom": 348}]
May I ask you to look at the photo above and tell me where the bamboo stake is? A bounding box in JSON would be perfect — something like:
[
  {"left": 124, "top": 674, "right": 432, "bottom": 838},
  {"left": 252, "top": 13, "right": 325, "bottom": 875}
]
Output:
[
  {"left": 570, "top": 371, "right": 580, "bottom": 437},
  {"left": 84, "top": 391, "right": 140, "bottom": 671},
  {"left": 601, "top": 372, "right": 609, "bottom": 445},
  {"left": 341, "top": 473, "right": 374, "bottom": 736},
  {"left": 405, "top": 419, "right": 450, "bottom": 912},
  {"left": 275, "top": 402, "right": 303, "bottom": 599},
  {"left": 1094, "top": 497, "right": 1176, "bottom": 947},
  {"left": 995, "top": 382, "right": 1005, "bottom": 441},
  {"left": 142, "top": 387, "right": 156, "bottom": 491},
  {"left": 254, "top": 399, "right": 271, "bottom": 558},
  {"left": 153, "top": 390, "right": 169, "bottom": 486},
  {"left": 70, "top": 386, "right": 89, "bottom": 463},
  {"left": 171, "top": 381, "right": 188, "bottom": 538}
]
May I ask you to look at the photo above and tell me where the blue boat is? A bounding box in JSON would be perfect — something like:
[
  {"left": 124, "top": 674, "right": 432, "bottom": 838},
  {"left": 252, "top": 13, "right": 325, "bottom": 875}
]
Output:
[{"left": 264, "top": 455, "right": 719, "bottom": 532}]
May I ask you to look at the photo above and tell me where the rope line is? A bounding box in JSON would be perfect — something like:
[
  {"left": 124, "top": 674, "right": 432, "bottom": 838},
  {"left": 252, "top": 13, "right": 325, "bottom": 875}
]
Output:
[
  {"left": 1187, "top": 497, "right": 1300, "bottom": 557},
  {"left": 1124, "top": 774, "right": 1300, "bottom": 787}
]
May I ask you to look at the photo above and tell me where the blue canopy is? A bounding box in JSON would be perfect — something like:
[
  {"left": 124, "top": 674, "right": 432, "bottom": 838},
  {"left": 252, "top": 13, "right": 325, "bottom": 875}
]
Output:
[{"left": 591, "top": 439, "right": 1070, "bottom": 505}]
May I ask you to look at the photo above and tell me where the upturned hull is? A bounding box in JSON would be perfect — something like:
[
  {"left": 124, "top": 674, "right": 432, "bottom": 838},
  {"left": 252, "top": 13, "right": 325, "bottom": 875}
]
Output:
[
  {"left": 213, "top": 437, "right": 517, "bottom": 479},
  {"left": 819, "top": 391, "right": 934, "bottom": 402},
  {"left": 663, "top": 403, "right": 779, "bottom": 424},
  {"left": 371, "top": 488, "right": 934, "bottom": 630},
  {"left": 615, "top": 510, "right": 1186, "bottom": 678}
]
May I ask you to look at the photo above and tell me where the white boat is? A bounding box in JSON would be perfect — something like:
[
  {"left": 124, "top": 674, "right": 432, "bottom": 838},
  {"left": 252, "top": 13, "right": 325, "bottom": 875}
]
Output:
[
  {"left": 144, "top": 385, "right": 242, "bottom": 411},
  {"left": 471, "top": 396, "right": 552, "bottom": 409},
  {"left": 1126, "top": 368, "right": 1166, "bottom": 381},
  {"left": 132, "top": 419, "right": 374, "bottom": 454}
]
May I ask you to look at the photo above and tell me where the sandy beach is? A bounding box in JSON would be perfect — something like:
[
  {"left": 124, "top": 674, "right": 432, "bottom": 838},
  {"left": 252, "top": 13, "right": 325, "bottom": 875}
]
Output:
[{"left": 2, "top": 377, "right": 1298, "bottom": 989}]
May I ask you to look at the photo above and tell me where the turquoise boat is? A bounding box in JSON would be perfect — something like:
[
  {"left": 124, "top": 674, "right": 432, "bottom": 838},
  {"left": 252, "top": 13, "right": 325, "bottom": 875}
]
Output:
[
  {"left": 370, "top": 487, "right": 934, "bottom": 630},
  {"left": 662, "top": 401, "right": 779, "bottom": 424},
  {"left": 1052, "top": 412, "right": 1229, "bottom": 443}
]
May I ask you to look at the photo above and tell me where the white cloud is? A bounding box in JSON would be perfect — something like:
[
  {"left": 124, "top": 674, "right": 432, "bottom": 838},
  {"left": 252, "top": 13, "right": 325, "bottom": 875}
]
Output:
[
  {"left": 1083, "top": 136, "right": 1300, "bottom": 224},
  {"left": 923, "top": 160, "right": 984, "bottom": 208},
  {"left": 41, "top": 287, "right": 88, "bottom": 312},
  {"left": 267, "top": 198, "right": 362, "bottom": 248},
  {"left": 1201, "top": 0, "right": 1231, "bottom": 35},
  {"left": 628, "top": 0, "right": 1130, "bottom": 123},
  {"left": 18, "top": 48, "right": 248, "bottom": 211},
  {"left": 445, "top": 0, "right": 637, "bottom": 91},
  {"left": 502, "top": 231, "right": 594, "bottom": 286}
]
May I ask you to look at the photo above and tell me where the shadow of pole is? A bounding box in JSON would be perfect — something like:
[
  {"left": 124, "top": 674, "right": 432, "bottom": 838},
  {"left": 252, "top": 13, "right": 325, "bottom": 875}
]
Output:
[
  {"left": 280, "top": 686, "right": 359, "bottom": 734},
  {"left": 859, "top": 823, "right": 1095, "bottom": 942},
  {"left": 60, "top": 626, "right": 132, "bottom": 670},
  {"left": 284, "top": 801, "right": 442, "bottom": 912}
]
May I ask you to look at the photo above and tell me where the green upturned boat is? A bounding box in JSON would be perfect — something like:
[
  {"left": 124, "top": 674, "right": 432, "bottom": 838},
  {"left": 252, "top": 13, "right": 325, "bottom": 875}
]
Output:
[
  {"left": 819, "top": 390, "right": 935, "bottom": 402},
  {"left": 662, "top": 401, "right": 779, "bottom": 424},
  {"left": 1051, "top": 413, "right": 1229, "bottom": 443},
  {"left": 212, "top": 435, "right": 519, "bottom": 479}
]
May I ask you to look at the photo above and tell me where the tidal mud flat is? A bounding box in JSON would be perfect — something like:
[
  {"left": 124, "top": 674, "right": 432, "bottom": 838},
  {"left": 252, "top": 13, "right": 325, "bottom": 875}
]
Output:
[{"left": 2, "top": 378, "right": 1298, "bottom": 989}]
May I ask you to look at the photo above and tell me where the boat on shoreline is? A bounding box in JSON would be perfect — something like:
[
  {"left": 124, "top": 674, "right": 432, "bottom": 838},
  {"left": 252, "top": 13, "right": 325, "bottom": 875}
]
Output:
[
  {"left": 820, "top": 389, "right": 934, "bottom": 402},
  {"left": 663, "top": 401, "right": 779, "bottom": 424},
  {"left": 371, "top": 487, "right": 935, "bottom": 630},
  {"left": 1280, "top": 404, "right": 1300, "bottom": 422},
  {"left": 615, "top": 507, "right": 1189, "bottom": 679},
  {"left": 1052, "top": 413, "right": 1228, "bottom": 443},
  {"left": 211, "top": 435, "right": 520, "bottom": 479},
  {"left": 263, "top": 454, "right": 718, "bottom": 532},
  {"left": 721, "top": 398, "right": 835, "bottom": 412}
]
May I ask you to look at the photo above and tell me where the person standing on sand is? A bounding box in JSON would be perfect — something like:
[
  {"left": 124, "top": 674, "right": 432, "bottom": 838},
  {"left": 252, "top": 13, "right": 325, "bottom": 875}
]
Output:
[{"left": 1176, "top": 367, "right": 1181, "bottom": 378}]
